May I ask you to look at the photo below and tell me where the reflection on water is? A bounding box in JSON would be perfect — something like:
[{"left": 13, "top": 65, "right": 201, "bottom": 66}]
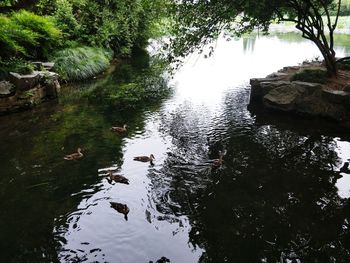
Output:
[{"left": 1, "top": 33, "right": 350, "bottom": 262}]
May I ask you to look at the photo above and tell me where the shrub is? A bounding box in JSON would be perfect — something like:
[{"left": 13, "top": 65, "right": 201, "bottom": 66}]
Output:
[
  {"left": 0, "top": 11, "right": 61, "bottom": 60},
  {"left": 291, "top": 69, "right": 328, "bottom": 84},
  {"left": 53, "top": 0, "right": 80, "bottom": 40},
  {"left": 52, "top": 46, "right": 113, "bottom": 81},
  {"left": 0, "top": 15, "right": 38, "bottom": 58},
  {"left": 11, "top": 10, "right": 61, "bottom": 58}
]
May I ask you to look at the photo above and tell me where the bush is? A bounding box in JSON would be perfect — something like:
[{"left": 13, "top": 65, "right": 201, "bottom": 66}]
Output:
[
  {"left": 11, "top": 10, "right": 61, "bottom": 58},
  {"left": 0, "top": 15, "right": 38, "bottom": 58},
  {"left": 77, "top": 0, "right": 170, "bottom": 56},
  {"left": 52, "top": 46, "right": 113, "bottom": 81},
  {"left": 0, "top": 11, "right": 61, "bottom": 60},
  {"left": 53, "top": 0, "right": 80, "bottom": 40},
  {"left": 290, "top": 69, "right": 328, "bottom": 84}
]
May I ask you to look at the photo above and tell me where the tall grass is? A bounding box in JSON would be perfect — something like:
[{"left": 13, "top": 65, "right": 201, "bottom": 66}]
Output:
[{"left": 52, "top": 46, "right": 113, "bottom": 81}]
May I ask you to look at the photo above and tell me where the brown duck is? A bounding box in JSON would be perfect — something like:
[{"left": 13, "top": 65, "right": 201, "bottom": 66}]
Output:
[
  {"left": 107, "top": 171, "right": 129, "bottom": 185},
  {"left": 211, "top": 151, "right": 224, "bottom": 169},
  {"left": 110, "top": 202, "right": 129, "bottom": 220},
  {"left": 133, "top": 154, "right": 155, "bottom": 165},
  {"left": 110, "top": 124, "right": 127, "bottom": 133},
  {"left": 64, "top": 148, "right": 83, "bottom": 161}
]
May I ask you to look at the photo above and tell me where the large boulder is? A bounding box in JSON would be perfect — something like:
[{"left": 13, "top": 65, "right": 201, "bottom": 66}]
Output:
[
  {"left": 322, "top": 89, "right": 350, "bottom": 104},
  {"left": 250, "top": 78, "right": 290, "bottom": 102},
  {"left": 263, "top": 84, "right": 300, "bottom": 111},
  {"left": 9, "top": 72, "right": 40, "bottom": 91},
  {"left": 249, "top": 67, "right": 350, "bottom": 122}
]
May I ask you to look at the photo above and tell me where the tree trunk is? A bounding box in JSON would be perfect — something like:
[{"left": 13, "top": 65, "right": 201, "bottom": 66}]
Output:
[
  {"left": 323, "top": 51, "right": 337, "bottom": 77},
  {"left": 311, "top": 38, "right": 337, "bottom": 77}
]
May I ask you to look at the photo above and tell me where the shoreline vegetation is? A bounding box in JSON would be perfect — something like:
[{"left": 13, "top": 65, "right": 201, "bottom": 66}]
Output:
[
  {"left": 0, "top": 0, "right": 172, "bottom": 113},
  {"left": 1, "top": 0, "right": 350, "bottom": 116}
]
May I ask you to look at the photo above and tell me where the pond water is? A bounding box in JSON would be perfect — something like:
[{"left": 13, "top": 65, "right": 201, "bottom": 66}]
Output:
[{"left": 1, "top": 32, "right": 350, "bottom": 263}]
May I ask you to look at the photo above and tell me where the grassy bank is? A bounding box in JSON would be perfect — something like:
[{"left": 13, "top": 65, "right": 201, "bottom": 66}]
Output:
[{"left": 52, "top": 46, "right": 113, "bottom": 82}]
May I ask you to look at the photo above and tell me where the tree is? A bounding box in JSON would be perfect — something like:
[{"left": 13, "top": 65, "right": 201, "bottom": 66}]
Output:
[{"left": 171, "top": 0, "right": 344, "bottom": 76}]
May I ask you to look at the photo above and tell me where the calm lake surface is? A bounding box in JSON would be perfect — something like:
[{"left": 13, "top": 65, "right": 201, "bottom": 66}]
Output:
[{"left": 1, "top": 32, "right": 350, "bottom": 263}]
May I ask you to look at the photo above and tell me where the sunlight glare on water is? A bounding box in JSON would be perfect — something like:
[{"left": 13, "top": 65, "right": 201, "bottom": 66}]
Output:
[{"left": 172, "top": 34, "right": 346, "bottom": 108}]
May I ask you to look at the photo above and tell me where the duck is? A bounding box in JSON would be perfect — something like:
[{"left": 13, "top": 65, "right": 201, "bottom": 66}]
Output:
[
  {"left": 110, "top": 124, "right": 127, "bottom": 133},
  {"left": 133, "top": 154, "right": 155, "bottom": 165},
  {"left": 211, "top": 151, "right": 224, "bottom": 169},
  {"left": 107, "top": 171, "right": 129, "bottom": 184},
  {"left": 110, "top": 202, "right": 129, "bottom": 220},
  {"left": 64, "top": 148, "right": 83, "bottom": 160}
]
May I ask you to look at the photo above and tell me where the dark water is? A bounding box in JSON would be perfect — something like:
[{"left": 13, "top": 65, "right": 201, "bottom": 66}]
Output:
[{"left": 1, "top": 34, "right": 350, "bottom": 263}]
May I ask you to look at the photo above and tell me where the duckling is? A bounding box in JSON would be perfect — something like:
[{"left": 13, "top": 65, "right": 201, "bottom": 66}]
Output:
[
  {"left": 110, "top": 124, "right": 127, "bottom": 133},
  {"left": 133, "top": 154, "right": 155, "bottom": 165},
  {"left": 211, "top": 151, "right": 224, "bottom": 169},
  {"left": 107, "top": 171, "right": 129, "bottom": 185},
  {"left": 64, "top": 148, "right": 83, "bottom": 161},
  {"left": 110, "top": 202, "right": 129, "bottom": 220}
]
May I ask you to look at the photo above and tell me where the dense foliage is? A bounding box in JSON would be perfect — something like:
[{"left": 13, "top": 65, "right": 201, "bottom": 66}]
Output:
[
  {"left": 0, "top": 0, "right": 170, "bottom": 80},
  {"left": 34, "top": 0, "right": 170, "bottom": 56},
  {"left": 171, "top": 0, "right": 344, "bottom": 76},
  {"left": 0, "top": 10, "right": 61, "bottom": 59}
]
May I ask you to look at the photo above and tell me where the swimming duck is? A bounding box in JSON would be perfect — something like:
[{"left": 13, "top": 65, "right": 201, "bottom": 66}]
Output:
[
  {"left": 107, "top": 171, "right": 129, "bottom": 185},
  {"left": 110, "top": 202, "right": 129, "bottom": 220},
  {"left": 110, "top": 124, "right": 127, "bottom": 133},
  {"left": 211, "top": 151, "right": 224, "bottom": 169},
  {"left": 64, "top": 148, "right": 83, "bottom": 160},
  {"left": 133, "top": 154, "right": 155, "bottom": 165}
]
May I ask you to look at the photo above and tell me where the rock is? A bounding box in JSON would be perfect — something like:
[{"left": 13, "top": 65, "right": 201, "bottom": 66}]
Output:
[
  {"left": 291, "top": 81, "right": 322, "bottom": 95},
  {"left": 343, "top": 84, "right": 350, "bottom": 92},
  {"left": 266, "top": 72, "right": 289, "bottom": 79},
  {"left": 9, "top": 72, "right": 40, "bottom": 91},
  {"left": 31, "top": 62, "right": 55, "bottom": 71},
  {"left": 250, "top": 78, "right": 290, "bottom": 102},
  {"left": 37, "top": 71, "right": 59, "bottom": 81},
  {"left": 0, "top": 81, "right": 15, "bottom": 98},
  {"left": 322, "top": 89, "right": 350, "bottom": 104},
  {"left": 42, "top": 62, "right": 55, "bottom": 70},
  {"left": 45, "top": 79, "right": 60, "bottom": 98},
  {"left": 263, "top": 85, "right": 300, "bottom": 111}
]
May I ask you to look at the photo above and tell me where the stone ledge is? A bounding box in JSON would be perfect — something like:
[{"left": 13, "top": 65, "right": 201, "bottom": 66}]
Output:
[{"left": 249, "top": 66, "right": 350, "bottom": 122}]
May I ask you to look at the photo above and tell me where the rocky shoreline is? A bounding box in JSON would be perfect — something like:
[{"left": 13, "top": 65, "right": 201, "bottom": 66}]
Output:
[
  {"left": 0, "top": 62, "right": 60, "bottom": 115},
  {"left": 249, "top": 63, "right": 350, "bottom": 125}
]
